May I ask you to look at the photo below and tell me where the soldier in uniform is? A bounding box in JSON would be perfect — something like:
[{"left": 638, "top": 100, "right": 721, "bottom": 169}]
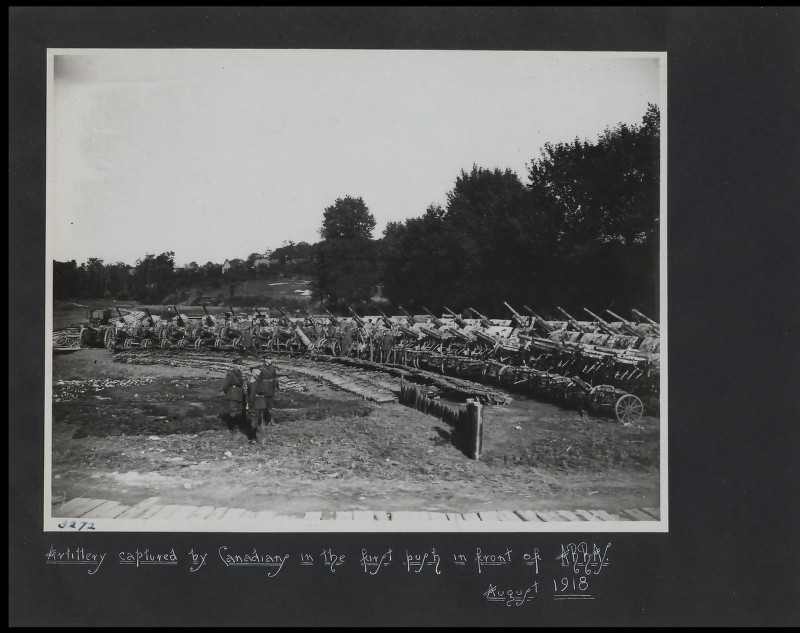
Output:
[
  {"left": 247, "top": 360, "right": 279, "bottom": 439},
  {"left": 221, "top": 365, "right": 246, "bottom": 423},
  {"left": 380, "top": 327, "right": 395, "bottom": 363},
  {"left": 341, "top": 323, "right": 354, "bottom": 357}
]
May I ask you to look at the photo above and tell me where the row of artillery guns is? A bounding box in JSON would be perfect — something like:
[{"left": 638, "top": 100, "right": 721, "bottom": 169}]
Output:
[
  {"left": 61, "top": 301, "right": 659, "bottom": 423},
  {"left": 249, "top": 302, "right": 660, "bottom": 424}
]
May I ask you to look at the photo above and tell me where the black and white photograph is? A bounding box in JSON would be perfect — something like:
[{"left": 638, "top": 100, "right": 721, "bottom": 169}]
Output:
[{"left": 46, "top": 48, "right": 666, "bottom": 532}]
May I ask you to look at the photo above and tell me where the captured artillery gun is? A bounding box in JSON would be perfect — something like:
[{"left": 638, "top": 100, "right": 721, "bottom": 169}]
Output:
[
  {"left": 52, "top": 307, "right": 117, "bottom": 352},
  {"left": 104, "top": 308, "right": 159, "bottom": 350}
]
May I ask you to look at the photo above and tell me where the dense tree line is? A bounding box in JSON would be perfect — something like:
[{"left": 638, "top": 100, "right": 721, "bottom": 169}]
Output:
[
  {"left": 55, "top": 106, "right": 659, "bottom": 316},
  {"left": 378, "top": 104, "right": 661, "bottom": 316}
]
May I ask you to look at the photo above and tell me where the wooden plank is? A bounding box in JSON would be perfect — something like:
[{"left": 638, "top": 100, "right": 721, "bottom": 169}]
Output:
[
  {"left": 189, "top": 506, "right": 216, "bottom": 520},
  {"left": 534, "top": 511, "right": 564, "bottom": 522},
  {"left": 303, "top": 511, "right": 322, "bottom": 521},
  {"left": 84, "top": 501, "right": 124, "bottom": 519},
  {"left": 116, "top": 497, "right": 162, "bottom": 519},
  {"left": 169, "top": 506, "right": 199, "bottom": 521},
  {"left": 238, "top": 511, "right": 258, "bottom": 521},
  {"left": 221, "top": 508, "right": 247, "bottom": 521},
  {"left": 389, "top": 511, "right": 417, "bottom": 522},
  {"left": 461, "top": 513, "right": 482, "bottom": 522},
  {"left": 320, "top": 511, "right": 336, "bottom": 520},
  {"left": 372, "top": 512, "right": 390, "bottom": 521},
  {"left": 56, "top": 498, "right": 107, "bottom": 518},
  {"left": 426, "top": 512, "right": 450, "bottom": 522},
  {"left": 207, "top": 507, "right": 229, "bottom": 520},
  {"left": 590, "top": 510, "right": 627, "bottom": 521},
  {"left": 150, "top": 504, "right": 183, "bottom": 520},
  {"left": 495, "top": 510, "right": 523, "bottom": 522},
  {"left": 641, "top": 507, "right": 661, "bottom": 520},
  {"left": 573, "top": 509, "right": 600, "bottom": 522},
  {"left": 255, "top": 511, "right": 278, "bottom": 521},
  {"left": 445, "top": 512, "right": 464, "bottom": 523},
  {"left": 556, "top": 510, "right": 585, "bottom": 522},
  {"left": 335, "top": 511, "right": 354, "bottom": 520},
  {"left": 620, "top": 508, "right": 655, "bottom": 521},
  {"left": 514, "top": 510, "right": 543, "bottom": 522},
  {"left": 478, "top": 511, "right": 502, "bottom": 522},
  {"left": 141, "top": 504, "right": 165, "bottom": 519}
]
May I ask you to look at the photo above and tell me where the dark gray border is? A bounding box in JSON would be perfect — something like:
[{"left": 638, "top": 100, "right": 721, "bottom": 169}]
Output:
[{"left": 10, "top": 7, "right": 800, "bottom": 626}]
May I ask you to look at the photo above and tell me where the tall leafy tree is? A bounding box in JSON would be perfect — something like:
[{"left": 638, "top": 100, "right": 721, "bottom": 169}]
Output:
[
  {"left": 313, "top": 196, "right": 378, "bottom": 306},
  {"left": 527, "top": 104, "right": 660, "bottom": 312}
]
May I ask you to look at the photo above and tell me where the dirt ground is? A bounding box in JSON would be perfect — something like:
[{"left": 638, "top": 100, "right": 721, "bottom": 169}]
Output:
[{"left": 50, "top": 348, "right": 660, "bottom": 515}]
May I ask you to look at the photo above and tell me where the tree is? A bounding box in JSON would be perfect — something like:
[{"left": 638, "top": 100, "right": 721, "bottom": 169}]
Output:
[
  {"left": 313, "top": 196, "right": 378, "bottom": 305},
  {"left": 526, "top": 104, "right": 660, "bottom": 312},
  {"left": 320, "top": 196, "right": 376, "bottom": 241}
]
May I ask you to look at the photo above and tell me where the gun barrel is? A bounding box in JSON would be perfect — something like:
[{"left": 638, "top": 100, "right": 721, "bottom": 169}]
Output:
[
  {"left": 444, "top": 306, "right": 467, "bottom": 328},
  {"left": 503, "top": 301, "right": 523, "bottom": 319},
  {"left": 469, "top": 307, "right": 492, "bottom": 327},
  {"left": 348, "top": 307, "right": 366, "bottom": 325},
  {"left": 398, "top": 305, "right": 416, "bottom": 325},
  {"left": 375, "top": 308, "right": 394, "bottom": 328},
  {"left": 605, "top": 309, "right": 631, "bottom": 325},
  {"left": 524, "top": 306, "right": 555, "bottom": 334},
  {"left": 422, "top": 306, "right": 444, "bottom": 327},
  {"left": 605, "top": 309, "right": 641, "bottom": 336},
  {"left": 557, "top": 306, "right": 589, "bottom": 333},
  {"left": 632, "top": 309, "right": 659, "bottom": 327},
  {"left": 583, "top": 308, "right": 616, "bottom": 334}
]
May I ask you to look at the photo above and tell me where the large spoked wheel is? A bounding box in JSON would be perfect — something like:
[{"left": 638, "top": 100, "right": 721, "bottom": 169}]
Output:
[
  {"left": 104, "top": 329, "right": 116, "bottom": 351},
  {"left": 194, "top": 338, "right": 203, "bottom": 349},
  {"left": 615, "top": 393, "right": 644, "bottom": 424},
  {"left": 142, "top": 338, "right": 153, "bottom": 349},
  {"left": 161, "top": 338, "right": 172, "bottom": 349}
]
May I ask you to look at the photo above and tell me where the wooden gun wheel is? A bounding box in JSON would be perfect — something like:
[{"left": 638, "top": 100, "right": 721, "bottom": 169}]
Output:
[{"left": 615, "top": 393, "right": 644, "bottom": 424}]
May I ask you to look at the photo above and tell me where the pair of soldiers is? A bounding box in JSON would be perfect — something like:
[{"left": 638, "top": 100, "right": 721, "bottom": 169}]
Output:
[{"left": 222, "top": 360, "right": 279, "bottom": 442}]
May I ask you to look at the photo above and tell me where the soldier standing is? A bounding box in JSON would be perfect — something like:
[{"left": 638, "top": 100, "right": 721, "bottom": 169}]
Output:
[
  {"left": 247, "top": 360, "right": 279, "bottom": 440},
  {"left": 221, "top": 365, "right": 246, "bottom": 422}
]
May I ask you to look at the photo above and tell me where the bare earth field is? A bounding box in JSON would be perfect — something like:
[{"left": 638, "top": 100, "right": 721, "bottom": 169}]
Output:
[{"left": 49, "top": 348, "right": 660, "bottom": 517}]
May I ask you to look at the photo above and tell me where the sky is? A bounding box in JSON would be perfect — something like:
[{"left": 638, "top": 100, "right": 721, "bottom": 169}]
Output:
[{"left": 48, "top": 50, "right": 664, "bottom": 267}]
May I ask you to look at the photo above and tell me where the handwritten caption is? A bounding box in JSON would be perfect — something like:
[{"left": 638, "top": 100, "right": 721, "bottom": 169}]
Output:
[{"left": 45, "top": 541, "right": 611, "bottom": 604}]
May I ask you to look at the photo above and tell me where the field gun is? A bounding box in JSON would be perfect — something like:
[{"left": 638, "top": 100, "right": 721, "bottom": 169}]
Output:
[
  {"left": 503, "top": 301, "right": 529, "bottom": 329},
  {"left": 632, "top": 309, "right": 660, "bottom": 333},
  {"left": 348, "top": 307, "right": 367, "bottom": 327},
  {"left": 444, "top": 306, "right": 468, "bottom": 329},
  {"left": 418, "top": 325, "right": 446, "bottom": 340},
  {"left": 396, "top": 323, "right": 420, "bottom": 339},
  {"left": 606, "top": 309, "right": 643, "bottom": 337},
  {"left": 375, "top": 308, "right": 395, "bottom": 330},
  {"left": 277, "top": 306, "right": 295, "bottom": 327},
  {"left": 201, "top": 305, "right": 216, "bottom": 327},
  {"left": 556, "top": 306, "right": 590, "bottom": 333},
  {"left": 582, "top": 308, "right": 617, "bottom": 335},
  {"left": 422, "top": 306, "right": 445, "bottom": 328},
  {"left": 143, "top": 307, "right": 156, "bottom": 327},
  {"left": 468, "top": 307, "right": 493, "bottom": 329},
  {"left": 398, "top": 305, "right": 418, "bottom": 326},
  {"left": 324, "top": 309, "right": 340, "bottom": 326},
  {"left": 172, "top": 306, "right": 185, "bottom": 327},
  {"left": 523, "top": 305, "right": 556, "bottom": 334}
]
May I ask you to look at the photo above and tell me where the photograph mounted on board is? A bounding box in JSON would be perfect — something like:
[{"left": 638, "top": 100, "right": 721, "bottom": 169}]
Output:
[{"left": 46, "top": 49, "right": 666, "bottom": 532}]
